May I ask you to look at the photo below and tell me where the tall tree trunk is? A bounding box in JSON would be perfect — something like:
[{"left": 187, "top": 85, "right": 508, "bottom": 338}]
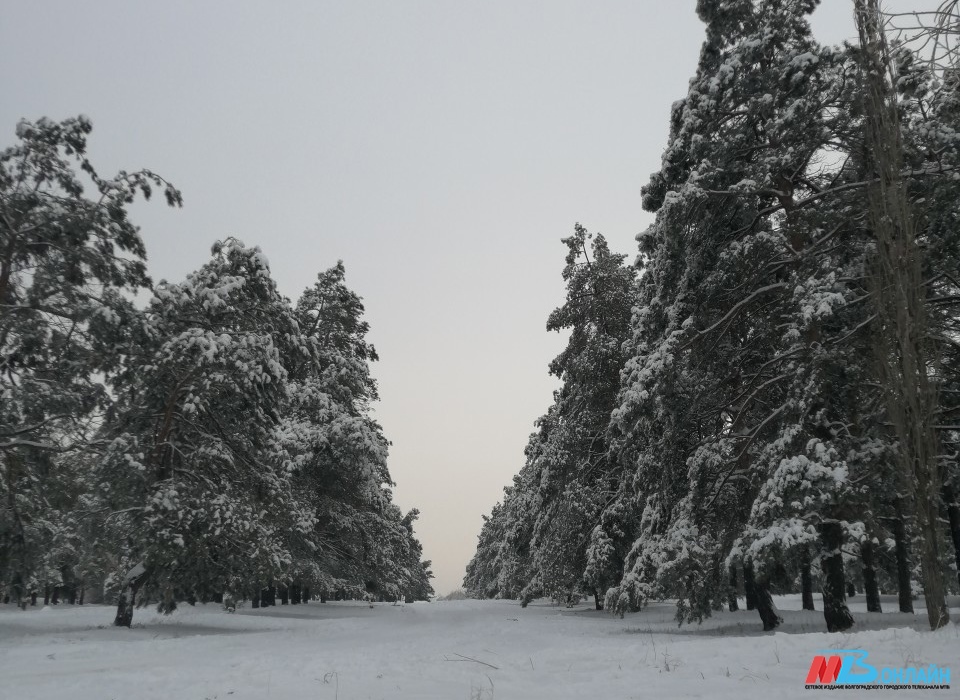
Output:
[
  {"left": 743, "top": 561, "right": 758, "bottom": 611},
  {"left": 819, "top": 521, "right": 855, "bottom": 632},
  {"left": 944, "top": 482, "right": 960, "bottom": 590},
  {"left": 854, "top": 0, "right": 950, "bottom": 631},
  {"left": 861, "top": 539, "right": 882, "bottom": 613},
  {"left": 290, "top": 583, "right": 300, "bottom": 605},
  {"left": 78, "top": 586, "right": 85, "bottom": 606},
  {"left": 801, "top": 552, "right": 815, "bottom": 611},
  {"left": 43, "top": 586, "right": 49, "bottom": 606},
  {"left": 114, "top": 563, "right": 147, "bottom": 628},
  {"left": 728, "top": 565, "right": 739, "bottom": 612},
  {"left": 61, "top": 566, "right": 76, "bottom": 605},
  {"left": 260, "top": 586, "right": 273, "bottom": 607},
  {"left": 279, "top": 586, "right": 289, "bottom": 605},
  {"left": 892, "top": 503, "right": 915, "bottom": 613},
  {"left": 753, "top": 578, "right": 783, "bottom": 631}
]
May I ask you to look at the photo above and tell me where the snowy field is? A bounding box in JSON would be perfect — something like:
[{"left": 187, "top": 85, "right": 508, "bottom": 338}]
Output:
[{"left": 1, "top": 596, "right": 957, "bottom": 700}]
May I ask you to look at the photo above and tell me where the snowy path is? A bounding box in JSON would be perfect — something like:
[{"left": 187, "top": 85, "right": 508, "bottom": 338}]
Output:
[{"left": 1, "top": 596, "right": 957, "bottom": 699}]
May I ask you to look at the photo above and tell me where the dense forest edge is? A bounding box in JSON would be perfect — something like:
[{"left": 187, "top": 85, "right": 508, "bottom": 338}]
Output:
[
  {"left": 0, "top": 116, "right": 434, "bottom": 626},
  {"left": 464, "top": 0, "right": 960, "bottom": 633}
]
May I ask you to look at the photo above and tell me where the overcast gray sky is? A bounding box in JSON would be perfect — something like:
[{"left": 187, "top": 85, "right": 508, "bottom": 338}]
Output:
[{"left": 1, "top": 0, "right": 926, "bottom": 594}]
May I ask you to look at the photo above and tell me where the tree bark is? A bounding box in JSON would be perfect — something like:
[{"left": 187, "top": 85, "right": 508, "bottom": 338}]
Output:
[
  {"left": 743, "top": 561, "right": 758, "bottom": 611},
  {"left": 819, "top": 521, "right": 855, "bottom": 632},
  {"left": 60, "top": 566, "right": 77, "bottom": 605},
  {"left": 753, "top": 578, "right": 783, "bottom": 631},
  {"left": 114, "top": 563, "right": 147, "bottom": 627},
  {"left": 854, "top": 0, "right": 950, "bottom": 631},
  {"left": 892, "top": 503, "right": 915, "bottom": 613},
  {"left": 801, "top": 553, "right": 815, "bottom": 611},
  {"left": 279, "top": 586, "right": 289, "bottom": 605},
  {"left": 944, "top": 482, "right": 960, "bottom": 590},
  {"left": 862, "top": 539, "right": 882, "bottom": 613},
  {"left": 728, "top": 565, "right": 739, "bottom": 612},
  {"left": 260, "top": 586, "right": 275, "bottom": 607}
]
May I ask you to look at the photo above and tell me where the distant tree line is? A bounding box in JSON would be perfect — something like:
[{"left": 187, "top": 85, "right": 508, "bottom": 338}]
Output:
[
  {"left": 464, "top": 0, "right": 960, "bottom": 633},
  {"left": 0, "top": 116, "right": 433, "bottom": 626}
]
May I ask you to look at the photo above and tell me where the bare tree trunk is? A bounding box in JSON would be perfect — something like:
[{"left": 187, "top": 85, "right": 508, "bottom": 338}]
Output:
[
  {"left": 743, "top": 561, "right": 758, "bottom": 611},
  {"left": 892, "top": 504, "right": 915, "bottom": 613},
  {"left": 728, "top": 565, "right": 739, "bottom": 612},
  {"left": 862, "top": 539, "right": 882, "bottom": 613},
  {"left": 944, "top": 482, "right": 960, "bottom": 590},
  {"left": 259, "top": 586, "right": 273, "bottom": 607},
  {"left": 801, "top": 552, "right": 815, "bottom": 611},
  {"left": 114, "top": 563, "right": 147, "bottom": 627},
  {"left": 753, "top": 578, "right": 783, "bottom": 631},
  {"left": 819, "top": 521, "right": 855, "bottom": 632},
  {"left": 854, "top": 0, "right": 950, "bottom": 630}
]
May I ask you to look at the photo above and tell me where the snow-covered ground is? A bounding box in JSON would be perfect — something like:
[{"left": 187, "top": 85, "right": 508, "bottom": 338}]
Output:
[{"left": 1, "top": 595, "right": 957, "bottom": 699}]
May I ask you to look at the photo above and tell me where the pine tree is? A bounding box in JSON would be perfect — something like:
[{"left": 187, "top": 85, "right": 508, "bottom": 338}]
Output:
[
  {"left": 100, "top": 239, "right": 303, "bottom": 625},
  {"left": 0, "top": 116, "right": 180, "bottom": 605},
  {"left": 855, "top": 0, "right": 951, "bottom": 630}
]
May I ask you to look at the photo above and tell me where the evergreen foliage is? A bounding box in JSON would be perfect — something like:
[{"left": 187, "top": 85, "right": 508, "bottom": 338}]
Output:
[
  {"left": 0, "top": 118, "right": 432, "bottom": 622},
  {"left": 466, "top": 0, "right": 960, "bottom": 633}
]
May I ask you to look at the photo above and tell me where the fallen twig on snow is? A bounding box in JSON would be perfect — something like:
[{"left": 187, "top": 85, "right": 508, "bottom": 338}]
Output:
[{"left": 444, "top": 653, "right": 499, "bottom": 670}]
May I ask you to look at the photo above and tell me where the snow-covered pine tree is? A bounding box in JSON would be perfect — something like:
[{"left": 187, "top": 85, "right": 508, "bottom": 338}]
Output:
[
  {"left": 464, "top": 501, "right": 512, "bottom": 598},
  {"left": 531, "top": 227, "right": 636, "bottom": 608},
  {"left": 274, "top": 262, "right": 432, "bottom": 603},
  {"left": 464, "top": 452, "right": 541, "bottom": 602},
  {"left": 607, "top": 0, "right": 852, "bottom": 630},
  {"left": 460, "top": 1, "right": 960, "bottom": 631},
  {"left": 465, "top": 228, "right": 636, "bottom": 608},
  {"left": 0, "top": 116, "right": 180, "bottom": 607},
  {"left": 100, "top": 239, "right": 304, "bottom": 625}
]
